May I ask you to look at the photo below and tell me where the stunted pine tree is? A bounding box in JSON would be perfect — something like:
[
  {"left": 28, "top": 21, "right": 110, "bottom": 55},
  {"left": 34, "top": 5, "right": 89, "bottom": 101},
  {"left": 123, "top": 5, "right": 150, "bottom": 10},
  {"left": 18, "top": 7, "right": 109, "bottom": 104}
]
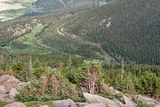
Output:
[
  {"left": 29, "top": 55, "right": 32, "bottom": 72},
  {"left": 25, "top": 54, "right": 32, "bottom": 81},
  {"left": 125, "top": 73, "right": 135, "bottom": 94},
  {"left": 136, "top": 71, "right": 158, "bottom": 97},
  {"left": 121, "top": 58, "right": 125, "bottom": 81}
]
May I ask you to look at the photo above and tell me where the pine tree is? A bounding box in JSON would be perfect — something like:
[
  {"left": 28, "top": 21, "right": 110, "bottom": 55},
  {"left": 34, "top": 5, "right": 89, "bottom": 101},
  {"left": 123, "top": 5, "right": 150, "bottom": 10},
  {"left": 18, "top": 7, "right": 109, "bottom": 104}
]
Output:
[
  {"left": 125, "top": 73, "right": 135, "bottom": 94},
  {"left": 121, "top": 58, "right": 125, "bottom": 81},
  {"left": 66, "top": 55, "right": 73, "bottom": 71},
  {"left": 136, "top": 71, "right": 157, "bottom": 97}
]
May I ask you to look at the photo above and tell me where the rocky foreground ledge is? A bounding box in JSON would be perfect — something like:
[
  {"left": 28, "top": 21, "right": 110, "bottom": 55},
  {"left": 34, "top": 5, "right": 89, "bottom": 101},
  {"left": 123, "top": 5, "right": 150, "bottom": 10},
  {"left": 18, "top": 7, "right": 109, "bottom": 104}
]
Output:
[{"left": 0, "top": 75, "right": 160, "bottom": 107}]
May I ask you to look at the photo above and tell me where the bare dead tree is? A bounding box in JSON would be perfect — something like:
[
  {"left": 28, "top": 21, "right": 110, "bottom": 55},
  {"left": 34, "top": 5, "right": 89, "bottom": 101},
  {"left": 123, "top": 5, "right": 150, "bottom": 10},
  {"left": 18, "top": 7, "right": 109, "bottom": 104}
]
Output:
[
  {"left": 29, "top": 55, "right": 32, "bottom": 71},
  {"left": 85, "top": 67, "right": 99, "bottom": 94},
  {"left": 40, "top": 75, "right": 48, "bottom": 96},
  {"left": 50, "top": 75, "right": 61, "bottom": 96}
]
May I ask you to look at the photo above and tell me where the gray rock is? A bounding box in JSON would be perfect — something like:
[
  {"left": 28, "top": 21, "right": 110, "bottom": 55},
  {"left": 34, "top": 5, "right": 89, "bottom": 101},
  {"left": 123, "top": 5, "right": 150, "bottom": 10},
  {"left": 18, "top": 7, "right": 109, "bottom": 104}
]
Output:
[
  {"left": 155, "top": 104, "right": 160, "bottom": 107},
  {"left": 0, "top": 75, "right": 21, "bottom": 92},
  {"left": 0, "top": 75, "right": 22, "bottom": 103},
  {"left": 54, "top": 99, "right": 77, "bottom": 107},
  {"left": 76, "top": 102, "right": 88, "bottom": 107},
  {"left": 84, "top": 103, "right": 105, "bottom": 107},
  {"left": 83, "top": 92, "right": 119, "bottom": 107},
  {"left": 123, "top": 95, "right": 137, "bottom": 107},
  {"left": 3, "top": 102, "right": 26, "bottom": 107},
  {"left": 114, "top": 99, "right": 125, "bottom": 107},
  {"left": 9, "top": 88, "right": 19, "bottom": 99},
  {"left": 136, "top": 95, "right": 160, "bottom": 106},
  {"left": 0, "top": 85, "right": 7, "bottom": 94}
]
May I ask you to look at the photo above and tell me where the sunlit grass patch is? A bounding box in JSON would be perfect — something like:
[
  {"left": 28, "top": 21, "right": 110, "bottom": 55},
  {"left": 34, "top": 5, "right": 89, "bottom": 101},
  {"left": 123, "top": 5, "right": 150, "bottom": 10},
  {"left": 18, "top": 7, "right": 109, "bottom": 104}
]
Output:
[{"left": 5, "top": 24, "right": 52, "bottom": 54}]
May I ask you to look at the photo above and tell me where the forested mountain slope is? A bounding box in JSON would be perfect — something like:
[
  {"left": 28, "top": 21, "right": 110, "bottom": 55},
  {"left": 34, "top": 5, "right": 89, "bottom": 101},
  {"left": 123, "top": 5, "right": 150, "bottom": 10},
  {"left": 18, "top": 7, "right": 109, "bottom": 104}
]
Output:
[
  {"left": 0, "top": 0, "right": 111, "bottom": 62},
  {"left": 64, "top": 0, "right": 160, "bottom": 64}
]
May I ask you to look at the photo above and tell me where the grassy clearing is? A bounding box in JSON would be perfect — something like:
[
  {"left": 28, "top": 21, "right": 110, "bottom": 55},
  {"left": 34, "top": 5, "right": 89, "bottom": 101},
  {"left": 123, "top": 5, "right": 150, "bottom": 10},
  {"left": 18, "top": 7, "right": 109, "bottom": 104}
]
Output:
[{"left": 5, "top": 24, "right": 51, "bottom": 54}]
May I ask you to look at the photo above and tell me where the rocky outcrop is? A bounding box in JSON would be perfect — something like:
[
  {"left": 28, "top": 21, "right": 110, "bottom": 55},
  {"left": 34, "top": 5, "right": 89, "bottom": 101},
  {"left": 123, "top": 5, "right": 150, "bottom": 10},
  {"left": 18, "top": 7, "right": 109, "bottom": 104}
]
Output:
[
  {"left": 3, "top": 102, "right": 26, "bottom": 107},
  {"left": 83, "top": 103, "right": 105, "bottom": 107},
  {"left": 123, "top": 95, "right": 137, "bottom": 107},
  {"left": 0, "top": 75, "right": 24, "bottom": 103},
  {"left": 54, "top": 99, "right": 77, "bottom": 107},
  {"left": 114, "top": 99, "right": 125, "bottom": 107},
  {"left": 76, "top": 102, "right": 88, "bottom": 107},
  {"left": 136, "top": 95, "right": 160, "bottom": 106},
  {"left": 0, "top": 85, "right": 7, "bottom": 94},
  {"left": 29, "top": 102, "right": 50, "bottom": 107},
  {"left": 9, "top": 88, "right": 18, "bottom": 99},
  {"left": 83, "top": 93, "right": 139, "bottom": 107},
  {"left": 7, "top": 19, "right": 41, "bottom": 37},
  {"left": 0, "top": 75, "right": 21, "bottom": 91},
  {"left": 83, "top": 92, "right": 119, "bottom": 107},
  {"left": 155, "top": 104, "right": 160, "bottom": 107}
]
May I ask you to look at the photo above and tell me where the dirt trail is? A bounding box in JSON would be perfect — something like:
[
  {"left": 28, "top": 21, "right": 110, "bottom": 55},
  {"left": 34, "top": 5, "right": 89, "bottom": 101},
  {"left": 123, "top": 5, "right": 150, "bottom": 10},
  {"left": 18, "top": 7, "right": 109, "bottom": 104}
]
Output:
[
  {"left": 57, "top": 25, "right": 101, "bottom": 48},
  {"left": 34, "top": 22, "right": 58, "bottom": 51},
  {"left": 35, "top": 39, "right": 57, "bottom": 51}
]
